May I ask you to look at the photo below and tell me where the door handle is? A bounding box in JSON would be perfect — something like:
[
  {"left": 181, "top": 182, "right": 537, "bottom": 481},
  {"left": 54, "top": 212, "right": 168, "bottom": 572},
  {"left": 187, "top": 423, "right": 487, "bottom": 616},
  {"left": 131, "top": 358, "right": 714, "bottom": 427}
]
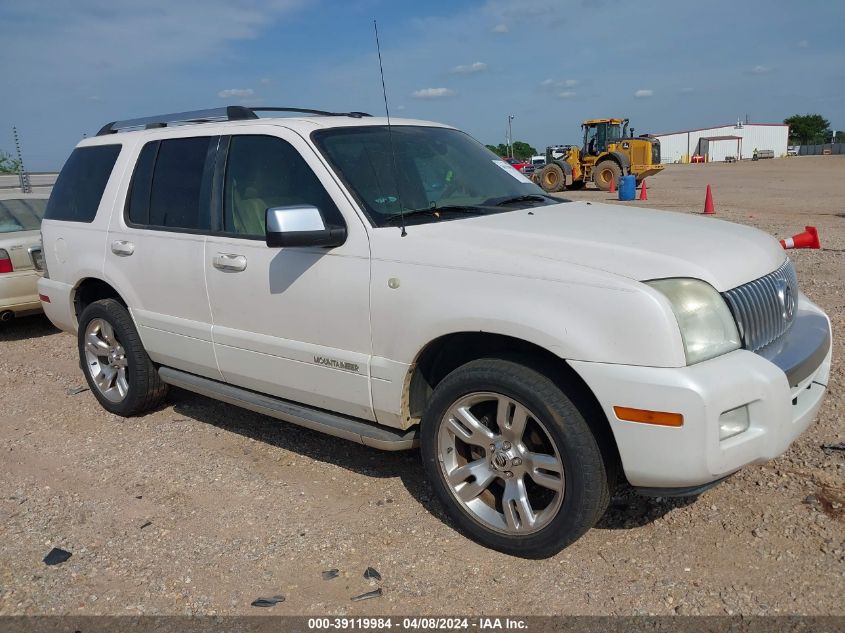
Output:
[
  {"left": 111, "top": 240, "right": 135, "bottom": 256},
  {"left": 213, "top": 253, "right": 247, "bottom": 272}
]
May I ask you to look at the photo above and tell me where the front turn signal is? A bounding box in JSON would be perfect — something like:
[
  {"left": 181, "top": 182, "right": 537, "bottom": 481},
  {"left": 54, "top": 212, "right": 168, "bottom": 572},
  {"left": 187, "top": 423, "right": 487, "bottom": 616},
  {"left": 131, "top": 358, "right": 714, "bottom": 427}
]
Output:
[{"left": 613, "top": 406, "right": 684, "bottom": 427}]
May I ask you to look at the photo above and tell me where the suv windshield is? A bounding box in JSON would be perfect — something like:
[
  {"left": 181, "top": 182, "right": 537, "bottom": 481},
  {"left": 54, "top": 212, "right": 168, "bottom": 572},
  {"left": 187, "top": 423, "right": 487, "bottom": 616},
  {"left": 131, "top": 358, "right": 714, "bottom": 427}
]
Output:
[
  {"left": 313, "top": 126, "right": 559, "bottom": 227},
  {"left": 0, "top": 198, "right": 48, "bottom": 233}
]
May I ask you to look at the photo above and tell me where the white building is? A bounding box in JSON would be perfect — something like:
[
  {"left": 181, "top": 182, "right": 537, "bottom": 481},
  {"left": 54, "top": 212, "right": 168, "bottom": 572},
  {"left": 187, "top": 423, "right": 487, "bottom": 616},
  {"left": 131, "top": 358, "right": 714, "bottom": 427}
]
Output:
[{"left": 652, "top": 122, "right": 789, "bottom": 163}]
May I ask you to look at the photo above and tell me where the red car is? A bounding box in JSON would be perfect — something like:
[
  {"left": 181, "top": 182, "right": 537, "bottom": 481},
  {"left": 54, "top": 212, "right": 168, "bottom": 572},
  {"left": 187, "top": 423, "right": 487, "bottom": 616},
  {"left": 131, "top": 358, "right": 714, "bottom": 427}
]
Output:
[{"left": 505, "top": 157, "right": 531, "bottom": 173}]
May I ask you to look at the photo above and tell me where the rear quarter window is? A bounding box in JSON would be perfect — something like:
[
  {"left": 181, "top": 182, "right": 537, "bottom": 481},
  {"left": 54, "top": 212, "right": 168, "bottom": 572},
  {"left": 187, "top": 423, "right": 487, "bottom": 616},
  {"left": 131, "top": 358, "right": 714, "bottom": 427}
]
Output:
[{"left": 44, "top": 144, "right": 121, "bottom": 222}]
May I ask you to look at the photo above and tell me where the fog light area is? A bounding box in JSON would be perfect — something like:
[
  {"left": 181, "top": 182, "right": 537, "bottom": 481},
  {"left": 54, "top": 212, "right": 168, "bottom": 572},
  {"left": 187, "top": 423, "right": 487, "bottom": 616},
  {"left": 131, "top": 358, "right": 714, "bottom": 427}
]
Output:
[{"left": 719, "top": 405, "right": 750, "bottom": 440}]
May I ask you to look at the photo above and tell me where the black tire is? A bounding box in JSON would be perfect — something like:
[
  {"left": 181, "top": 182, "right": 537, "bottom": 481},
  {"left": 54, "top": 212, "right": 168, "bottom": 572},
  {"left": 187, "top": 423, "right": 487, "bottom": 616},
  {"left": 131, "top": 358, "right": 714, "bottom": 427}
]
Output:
[
  {"left": 538, "top": 164, "right": 566, "bottom": 193},
  {"left": 593, "top": 160, "right": 621, "bottom": 191},
  {"left": 77, "top": 299, "right": 167, "bottom": 416},
  {"left": 421, "top": 358, "right": 612, "bottom": 558}
]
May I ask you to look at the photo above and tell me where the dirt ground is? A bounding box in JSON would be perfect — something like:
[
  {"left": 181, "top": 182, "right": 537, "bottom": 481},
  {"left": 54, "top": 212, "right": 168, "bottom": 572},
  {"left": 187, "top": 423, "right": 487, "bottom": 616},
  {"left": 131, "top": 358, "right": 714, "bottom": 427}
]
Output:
[{"left": 1, "top": 156, "right": 843, "bottom": 616}]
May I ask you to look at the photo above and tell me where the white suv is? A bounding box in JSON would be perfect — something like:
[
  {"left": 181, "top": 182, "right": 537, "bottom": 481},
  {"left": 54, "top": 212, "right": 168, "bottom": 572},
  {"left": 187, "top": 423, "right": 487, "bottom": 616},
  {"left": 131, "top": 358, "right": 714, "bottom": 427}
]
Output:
[{"left": 38, "top": 106, "right": 832, "bottom": 557}]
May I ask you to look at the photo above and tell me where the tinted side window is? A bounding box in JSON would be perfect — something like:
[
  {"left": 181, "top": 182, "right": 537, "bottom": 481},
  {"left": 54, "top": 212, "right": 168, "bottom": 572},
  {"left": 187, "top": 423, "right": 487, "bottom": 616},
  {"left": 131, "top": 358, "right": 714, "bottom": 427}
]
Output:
[
  {"left": 223, "top": 135, "right": 342, "bottom": 237},
  {"left": 45, "top": 145, "right": 121, "bottom": 222},
  {"left": 0, "top": 198, "right": 48, "bottom": 233},
  {"left": 148, "top": 137, "right": 212, "bottom": 230},
  {"left": 126, "top": 141, "right": 158, "bottom": 225}
]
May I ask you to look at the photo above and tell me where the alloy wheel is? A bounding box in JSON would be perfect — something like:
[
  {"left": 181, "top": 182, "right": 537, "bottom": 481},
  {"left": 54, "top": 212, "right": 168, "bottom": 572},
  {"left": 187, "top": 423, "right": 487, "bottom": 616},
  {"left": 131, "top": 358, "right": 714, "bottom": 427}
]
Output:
[
  {"left": 437, "top": 392, "right": 565, "bottom": 535},
  {"left": 83, "top": 318, "right": 129, "bottom": 403}
]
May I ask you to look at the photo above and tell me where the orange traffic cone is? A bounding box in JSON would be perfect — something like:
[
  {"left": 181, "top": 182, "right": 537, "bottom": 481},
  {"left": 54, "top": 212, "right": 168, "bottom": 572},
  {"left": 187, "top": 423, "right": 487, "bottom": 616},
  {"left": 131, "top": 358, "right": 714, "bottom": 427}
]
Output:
[
  {"left": 639, "top": 179, "right": 648, "bottom": 200},
  {"left": 780, "top": 226, "right": 820, "bottom": 250},
  {"left": 703, "top": 184, "right": 715, "bottom": 215},
  {"left": 608, "top": 177, "right": 616, "bottom": 193}
]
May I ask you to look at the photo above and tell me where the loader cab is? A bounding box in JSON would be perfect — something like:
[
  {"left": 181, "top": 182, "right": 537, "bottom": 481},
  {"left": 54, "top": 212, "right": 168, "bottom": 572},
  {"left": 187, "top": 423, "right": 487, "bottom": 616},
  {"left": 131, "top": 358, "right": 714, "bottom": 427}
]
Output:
[{"left": 582, "top": 118, "right": 628, "bottom": 156}]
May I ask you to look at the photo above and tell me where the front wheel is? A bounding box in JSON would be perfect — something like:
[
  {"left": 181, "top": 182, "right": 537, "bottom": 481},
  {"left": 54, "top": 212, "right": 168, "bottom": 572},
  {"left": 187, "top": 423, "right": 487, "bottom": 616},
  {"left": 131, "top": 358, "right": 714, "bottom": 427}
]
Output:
[
  {"left": 538, "top": 164, "right": 566, "bottom": 193},
  {"left": 78, "top": 299, "right": 168, "bottom": 416},
  {"left": 421, "top": 358, "right": 611, "bottom": 558},
  {"left": 593, "top": 160, "right": 621, "bottom": 191}
]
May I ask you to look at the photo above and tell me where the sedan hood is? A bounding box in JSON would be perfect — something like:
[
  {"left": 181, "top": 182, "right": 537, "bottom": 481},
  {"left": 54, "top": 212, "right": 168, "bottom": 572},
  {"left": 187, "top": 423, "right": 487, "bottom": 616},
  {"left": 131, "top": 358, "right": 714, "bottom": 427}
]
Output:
[{"left": 388, "top": 201, "right": 786, "bottom": 292}]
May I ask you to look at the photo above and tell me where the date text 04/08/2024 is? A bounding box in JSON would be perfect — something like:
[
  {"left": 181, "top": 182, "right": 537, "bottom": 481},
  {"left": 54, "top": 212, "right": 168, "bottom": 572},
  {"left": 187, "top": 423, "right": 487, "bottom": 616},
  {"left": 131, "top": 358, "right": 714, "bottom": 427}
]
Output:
[{"left": 306, "top": 617, "right": 528, "bottom": 630}]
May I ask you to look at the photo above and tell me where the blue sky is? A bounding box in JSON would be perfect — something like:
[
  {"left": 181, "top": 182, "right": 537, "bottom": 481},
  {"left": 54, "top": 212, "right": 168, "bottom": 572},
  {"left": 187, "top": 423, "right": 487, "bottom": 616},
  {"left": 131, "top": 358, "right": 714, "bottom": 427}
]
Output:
[{"left": 2, "top": 0, "right": 844, "bottom": 170}]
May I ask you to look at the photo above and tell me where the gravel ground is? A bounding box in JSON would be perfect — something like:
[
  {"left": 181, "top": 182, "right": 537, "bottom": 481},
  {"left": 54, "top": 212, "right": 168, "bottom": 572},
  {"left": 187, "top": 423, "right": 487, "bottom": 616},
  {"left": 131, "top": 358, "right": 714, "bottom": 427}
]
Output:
[{"left": 0, "top": 156, "right": 843, "bottom": 616}]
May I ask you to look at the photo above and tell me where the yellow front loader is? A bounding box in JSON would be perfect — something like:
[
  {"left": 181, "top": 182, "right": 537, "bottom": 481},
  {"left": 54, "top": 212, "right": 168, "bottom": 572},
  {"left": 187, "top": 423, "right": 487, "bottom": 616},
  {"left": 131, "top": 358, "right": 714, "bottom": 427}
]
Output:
[{"left": 537, "top": 118, "right": 664, "bottom": 192}]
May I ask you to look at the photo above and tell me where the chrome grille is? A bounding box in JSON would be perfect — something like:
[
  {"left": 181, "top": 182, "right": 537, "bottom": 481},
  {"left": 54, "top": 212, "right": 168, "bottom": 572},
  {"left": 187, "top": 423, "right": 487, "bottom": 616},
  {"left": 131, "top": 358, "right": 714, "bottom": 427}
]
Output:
[{"left": 722, "top": 260, "right": 798, "bottom": 352}]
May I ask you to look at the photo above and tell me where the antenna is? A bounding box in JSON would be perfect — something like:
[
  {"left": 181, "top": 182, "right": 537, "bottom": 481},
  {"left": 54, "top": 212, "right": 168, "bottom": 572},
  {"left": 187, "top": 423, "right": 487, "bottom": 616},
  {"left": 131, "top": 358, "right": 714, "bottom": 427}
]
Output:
[
  {"left": 374, "top": 19, "right": 406, "bottom": 237},
  {"left": 12, "top": 126, "right": 31, "bottom": 194}
]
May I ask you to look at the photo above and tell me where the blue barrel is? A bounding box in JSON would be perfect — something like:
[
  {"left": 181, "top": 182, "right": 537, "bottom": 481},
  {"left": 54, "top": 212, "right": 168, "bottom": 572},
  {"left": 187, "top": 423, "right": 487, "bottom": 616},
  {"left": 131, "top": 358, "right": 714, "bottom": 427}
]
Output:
[{"left": 618, "top": 175, "right": 636, "bottom": 200}]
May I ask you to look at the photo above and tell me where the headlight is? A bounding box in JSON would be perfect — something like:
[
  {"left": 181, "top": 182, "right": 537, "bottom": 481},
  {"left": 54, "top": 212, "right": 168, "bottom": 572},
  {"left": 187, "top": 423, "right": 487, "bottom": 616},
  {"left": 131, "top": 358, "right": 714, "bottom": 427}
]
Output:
[{"left": 647, "top": 278, "right": 741, "bottom": 365}]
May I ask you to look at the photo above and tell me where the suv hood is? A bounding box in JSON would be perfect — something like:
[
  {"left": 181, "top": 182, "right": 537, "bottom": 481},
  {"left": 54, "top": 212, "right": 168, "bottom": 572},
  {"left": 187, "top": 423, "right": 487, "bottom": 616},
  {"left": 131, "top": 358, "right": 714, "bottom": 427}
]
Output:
[{"left": 387, "top": 201, "right": 785, "bottom": 292}]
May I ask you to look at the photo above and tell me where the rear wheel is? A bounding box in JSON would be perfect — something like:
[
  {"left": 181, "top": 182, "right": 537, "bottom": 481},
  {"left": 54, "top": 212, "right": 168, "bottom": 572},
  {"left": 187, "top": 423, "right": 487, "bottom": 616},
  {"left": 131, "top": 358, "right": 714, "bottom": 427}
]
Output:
[
  {"left": 421, "top": 358, "right": 612, "bottom": 558},
  {"left": 78, "top": 299, "right": 168, "bottom": 416},
  {"left": 593, "top": 160, "right": 621, "bottom": 191},
  {"left": 538, "top": 164, "right": 566, "bottom": 193}
]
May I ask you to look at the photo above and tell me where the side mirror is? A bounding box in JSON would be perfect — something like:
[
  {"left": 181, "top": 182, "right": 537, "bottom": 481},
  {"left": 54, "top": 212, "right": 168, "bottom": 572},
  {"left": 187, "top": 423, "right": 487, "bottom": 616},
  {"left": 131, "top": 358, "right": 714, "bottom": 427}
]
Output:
[{"left": 265, "top": 205, "right": 347, "bottom": 248}]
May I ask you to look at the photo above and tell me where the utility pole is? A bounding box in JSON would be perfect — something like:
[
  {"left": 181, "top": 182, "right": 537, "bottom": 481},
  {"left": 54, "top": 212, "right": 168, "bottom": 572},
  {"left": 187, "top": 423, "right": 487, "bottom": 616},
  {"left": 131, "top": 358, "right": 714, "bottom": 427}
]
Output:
[
  {"left": 507, "top": 114, "right": 515, "bottom": 159},
  {"left": 12, "top": 126, "right": 31, "bottom": 194}
]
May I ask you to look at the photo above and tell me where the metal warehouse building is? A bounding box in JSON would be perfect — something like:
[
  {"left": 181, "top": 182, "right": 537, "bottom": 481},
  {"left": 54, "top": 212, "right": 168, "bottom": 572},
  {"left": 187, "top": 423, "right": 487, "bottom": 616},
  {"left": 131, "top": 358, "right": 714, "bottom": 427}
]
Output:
[{"left": 652, "top": 122, "right": 789, "bottom": 163}]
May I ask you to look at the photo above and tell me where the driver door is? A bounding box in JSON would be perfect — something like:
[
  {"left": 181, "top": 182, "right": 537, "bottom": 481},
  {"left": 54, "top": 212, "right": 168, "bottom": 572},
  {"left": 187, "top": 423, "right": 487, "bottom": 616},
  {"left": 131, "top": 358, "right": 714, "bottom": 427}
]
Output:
[{"left": 204, "top": 127, "right": 374, "bottom": 421}]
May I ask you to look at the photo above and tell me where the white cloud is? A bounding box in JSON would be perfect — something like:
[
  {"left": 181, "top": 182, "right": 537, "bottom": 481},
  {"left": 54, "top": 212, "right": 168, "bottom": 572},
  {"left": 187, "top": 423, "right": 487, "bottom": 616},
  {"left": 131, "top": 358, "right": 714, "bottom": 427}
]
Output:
[
  {"left": 558, "top": 91, "right": 577, "bottom": 99},
  {"left": 0, "top": 1, "right": 305, "bottom": 78},
  {"left": 634, "top": 89, "right": 653, "bottom": 98},
  {"left": 450, "top": 61, "right": 487, "bottom": 74},
  {"left": 798, "top": 40, "right": 808, "bottom": 48},
  {"left": 411, "top": 87, "right": 455, "bottom": 99},
  {"left": 492, "top": 23, "right": 508, "bottom": 33},
  {"left": 679, "top": 87, "right": 695, "bottom": 94},
  {"left": 218, "top": 88, "right": 254, "bottom": 98},
  {"left": 259, "top": 77, "right": 272, "bottom": 85},
  {"left": 541, "top": 78, "right": 577, "bottom": 90},
  {"left": 749, "top": 65, "right": 772, "bottom": 74}
]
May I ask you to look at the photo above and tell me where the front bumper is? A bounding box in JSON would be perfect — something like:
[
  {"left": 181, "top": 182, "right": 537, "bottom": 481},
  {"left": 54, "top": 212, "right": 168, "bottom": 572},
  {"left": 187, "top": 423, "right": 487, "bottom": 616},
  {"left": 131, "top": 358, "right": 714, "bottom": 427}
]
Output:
[{"left": 570, "top": 296, "right": 832, "bottom": 489}]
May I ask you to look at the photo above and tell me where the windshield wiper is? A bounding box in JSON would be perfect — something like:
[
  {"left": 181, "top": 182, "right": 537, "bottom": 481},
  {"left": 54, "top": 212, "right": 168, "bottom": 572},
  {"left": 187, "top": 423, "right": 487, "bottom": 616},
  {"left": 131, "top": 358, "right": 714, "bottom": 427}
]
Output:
[
  {"left": 485, "top": 194, "right": 555, "bottom": 206},
  {"left": 382, "top": 205, "right": 485, "bottom": 225}
]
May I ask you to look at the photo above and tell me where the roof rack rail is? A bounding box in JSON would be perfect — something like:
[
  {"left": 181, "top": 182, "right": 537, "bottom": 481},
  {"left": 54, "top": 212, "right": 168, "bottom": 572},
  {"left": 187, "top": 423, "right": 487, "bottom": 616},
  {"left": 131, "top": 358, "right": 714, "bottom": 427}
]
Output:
[
  {"left": 249, "top": 107, "right": 371, "bottom": 118},
  {"left": 96, "top": 106, "right": 372, "bottom": 136}
]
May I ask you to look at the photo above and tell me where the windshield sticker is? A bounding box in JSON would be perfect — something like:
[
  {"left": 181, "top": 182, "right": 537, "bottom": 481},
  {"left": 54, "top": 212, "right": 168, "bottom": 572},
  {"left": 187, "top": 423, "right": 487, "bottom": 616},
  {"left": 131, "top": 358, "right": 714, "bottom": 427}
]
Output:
[{"left": 493, "top": 160, "right": 533, "bottom": 184}]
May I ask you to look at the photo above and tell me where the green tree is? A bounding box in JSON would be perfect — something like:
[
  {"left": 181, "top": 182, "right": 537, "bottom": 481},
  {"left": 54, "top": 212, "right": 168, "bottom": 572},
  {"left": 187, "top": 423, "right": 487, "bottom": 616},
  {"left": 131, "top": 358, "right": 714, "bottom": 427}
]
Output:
[
  {"left": 485, "top": 141, "right": 538, "bottom": 160},
  {"left": 0, "top": 149, "right": 21, "bottom": 175},
  {"left": 511, "top": 141, "right": 537, "bottom": 160},
  {"left": 784, "top": 113, "right": 830, "bottom": 145},
  {"left": 823, "top": 129, "right": 845, "bottom": 143}
]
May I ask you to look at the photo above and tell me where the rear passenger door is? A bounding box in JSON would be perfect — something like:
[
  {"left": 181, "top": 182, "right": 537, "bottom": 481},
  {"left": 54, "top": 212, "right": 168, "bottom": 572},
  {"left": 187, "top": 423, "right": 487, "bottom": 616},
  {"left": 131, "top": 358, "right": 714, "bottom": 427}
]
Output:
[
  {"left": 107, "top": 135, "right": 222, "bottom": 379},
  {"left": 204, "top": 128, "right": 374, "bottom": 420}
]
